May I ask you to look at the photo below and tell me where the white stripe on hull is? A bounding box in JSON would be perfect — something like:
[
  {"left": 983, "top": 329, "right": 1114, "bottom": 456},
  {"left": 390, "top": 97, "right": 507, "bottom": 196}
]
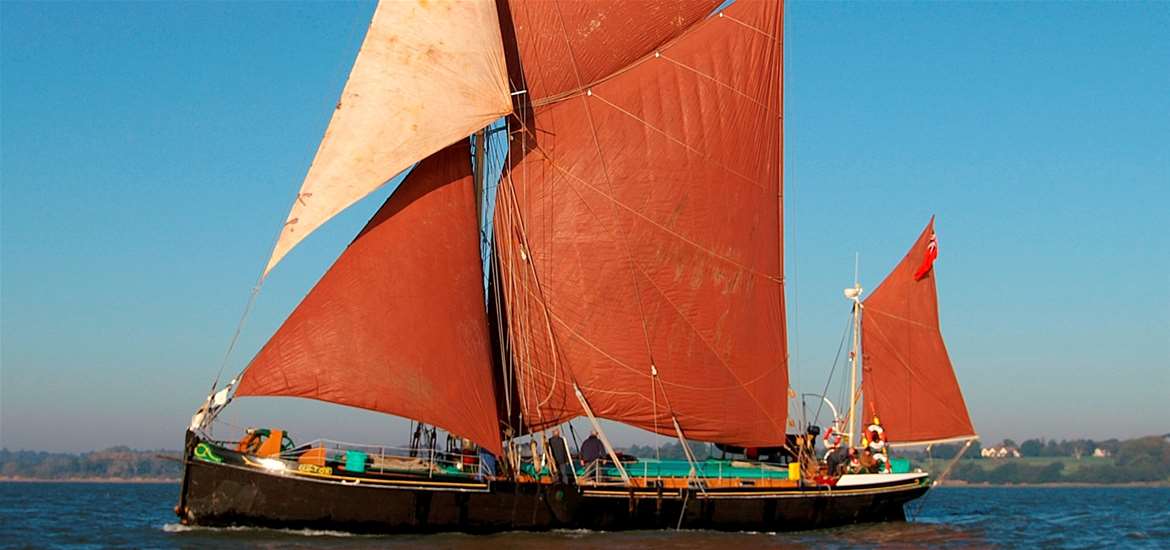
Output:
[{"left": 835, "top": 472, "right": 929, "bottom": 487}]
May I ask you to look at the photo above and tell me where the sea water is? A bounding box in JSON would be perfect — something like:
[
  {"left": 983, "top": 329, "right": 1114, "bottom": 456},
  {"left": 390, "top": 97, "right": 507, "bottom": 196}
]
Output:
[{"left": 1, "top": 482, "right": 1167, "bottom": 548}]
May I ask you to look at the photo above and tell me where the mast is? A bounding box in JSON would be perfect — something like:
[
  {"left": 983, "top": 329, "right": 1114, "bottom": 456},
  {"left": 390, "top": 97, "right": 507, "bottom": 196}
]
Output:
[
  {"left": 473, "top": 127, "right": 487, "bottom": 228},
  {"left": 477, "top": 122, "right": 523, "bottom": 443},
  {"left": 845, "top": 253, "right": 862, "bottom": 446}
]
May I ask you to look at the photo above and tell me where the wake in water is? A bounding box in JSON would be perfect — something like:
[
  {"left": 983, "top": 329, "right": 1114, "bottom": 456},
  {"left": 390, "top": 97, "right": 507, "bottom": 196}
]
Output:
[{"left": 162, "top": 523, "right": 365, "bottom": 538}]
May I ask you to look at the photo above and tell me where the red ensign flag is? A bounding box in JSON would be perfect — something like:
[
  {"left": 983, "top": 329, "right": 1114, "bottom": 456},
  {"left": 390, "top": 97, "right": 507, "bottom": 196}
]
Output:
[{"left": 913, "top": 232, "right": 938, "bottom": 280}]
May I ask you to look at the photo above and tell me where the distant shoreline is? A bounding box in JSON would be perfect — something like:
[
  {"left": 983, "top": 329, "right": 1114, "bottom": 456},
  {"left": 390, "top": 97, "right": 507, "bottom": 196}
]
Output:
[{"left": 0, "top": 477, "right": 179, "bottom": 483}]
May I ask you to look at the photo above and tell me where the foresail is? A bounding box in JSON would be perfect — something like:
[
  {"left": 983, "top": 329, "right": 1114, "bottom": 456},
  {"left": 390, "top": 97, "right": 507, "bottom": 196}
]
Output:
[
  {"left": 861, "top": 219, "right": 976, "bottom": 445},
  {"left": 237, "top": 142, "right": 503, "bottom": 455},
  {"left": 495, "top": 0, "right": 788, "bottom": 447},
  {"left": 264, "top": 0, "right": 512, "bottom": 276}
]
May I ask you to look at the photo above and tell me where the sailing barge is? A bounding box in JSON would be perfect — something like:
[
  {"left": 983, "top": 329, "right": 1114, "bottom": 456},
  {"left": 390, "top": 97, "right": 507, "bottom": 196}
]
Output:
[{"left": 176, "top": 0, "right": 976, "bottom": 533}]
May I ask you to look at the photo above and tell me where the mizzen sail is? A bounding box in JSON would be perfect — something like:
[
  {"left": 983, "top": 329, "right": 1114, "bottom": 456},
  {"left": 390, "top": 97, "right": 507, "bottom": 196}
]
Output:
[
  {"left": 861, "top": 219, "right": 976, "bottom": 446},
  {"left": 237, "top": 142, "right": 503, "bottom": 455},
  {"left": 264, "top": 0, "right": 512, "bottom": 276},
  {"left": 495, "top": 0, "right": 788, "bottom": 447}
]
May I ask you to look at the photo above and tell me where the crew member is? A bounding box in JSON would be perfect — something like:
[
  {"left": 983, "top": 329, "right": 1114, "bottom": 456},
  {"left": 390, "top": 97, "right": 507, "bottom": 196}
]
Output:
[
  {"left": 866, "top": 416, "right": 890, "bottom": 473},
  {"left": 859, "top": 448, "right": 878, "bottom": 473},
  {"left": 548, "top": 428, "right": 574, "bottom": 484},
  {"left": 580, "top": 430, "right": 605, "bottom": 465},
  {"left": 845, "top": 447, "right": 861, "bottom": 474},
  {"left": 477, "top": 448, "right": 498, "bottom": 480}
]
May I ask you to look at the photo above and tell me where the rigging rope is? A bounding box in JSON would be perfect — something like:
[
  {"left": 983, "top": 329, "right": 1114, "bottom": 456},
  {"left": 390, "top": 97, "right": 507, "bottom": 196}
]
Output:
[
  {"left": 812, "top": 313, "right": 854, "bottom": 426},
  {"left": 910, "top": 438, "right": 975, "bottom": 521},
  {"left": 204, "top": 1, "right": 370, "bottom": 408},
  {"left": 208, "top": 280, "right": 261, "bottom": 394},
  {"left": 779, "top": 4, "right": 798, "bottom": 431}
]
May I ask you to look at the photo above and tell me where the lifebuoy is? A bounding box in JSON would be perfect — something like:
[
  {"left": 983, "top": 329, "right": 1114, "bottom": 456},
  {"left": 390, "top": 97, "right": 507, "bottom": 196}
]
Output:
[{"left": 823, "top": 426, "right": 843, "bottom": 448}]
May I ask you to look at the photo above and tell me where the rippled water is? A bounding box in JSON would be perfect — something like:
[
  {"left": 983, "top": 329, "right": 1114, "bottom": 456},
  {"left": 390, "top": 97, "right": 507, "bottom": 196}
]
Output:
[{"left": 1, "top": 482, "right": 1167, "bottom": 548}]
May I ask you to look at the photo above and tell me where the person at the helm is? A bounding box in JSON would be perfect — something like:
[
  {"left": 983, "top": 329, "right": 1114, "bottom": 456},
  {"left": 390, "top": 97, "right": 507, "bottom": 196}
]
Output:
[{"left": 864, "top": 416, "right": 891, "bottom": 473}]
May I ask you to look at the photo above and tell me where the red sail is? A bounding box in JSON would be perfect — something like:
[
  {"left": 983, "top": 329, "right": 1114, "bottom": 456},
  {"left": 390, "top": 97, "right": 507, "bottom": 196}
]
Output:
[
  {"left": 861, "top": 219, "right": 976, "bottom": 446},
  {"left": 495, "top": 0, "right": 787, "bottom": 446},
  {"left": 236, "top": 143, "right": 502, "bottom": 455},
  {"left": 503, "top": 0, "right": 721, "bottom": 103}
]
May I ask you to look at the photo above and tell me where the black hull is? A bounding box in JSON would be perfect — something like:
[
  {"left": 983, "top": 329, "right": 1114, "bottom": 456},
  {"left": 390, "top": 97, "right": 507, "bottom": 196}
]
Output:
[{"left": 178, "top": 456, "right": 929, "bottom": 534}]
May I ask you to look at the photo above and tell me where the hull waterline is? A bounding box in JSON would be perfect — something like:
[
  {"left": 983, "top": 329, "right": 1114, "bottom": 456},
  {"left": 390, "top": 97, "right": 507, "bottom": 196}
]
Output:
[{"left": 176, "top": 438, "right": 930, "bottom": 534}]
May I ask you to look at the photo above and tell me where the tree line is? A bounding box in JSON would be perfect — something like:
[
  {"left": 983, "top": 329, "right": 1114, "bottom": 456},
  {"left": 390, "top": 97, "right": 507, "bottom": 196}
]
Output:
[
  {"left": 899, "top": 438, "right": 1127, "bottom": 461},
  {"left": 0, "top": 447, "right": 182, "bottom": 480},
  {"left": 944, "top": 436, "right": 1170, "bottom": 484}
]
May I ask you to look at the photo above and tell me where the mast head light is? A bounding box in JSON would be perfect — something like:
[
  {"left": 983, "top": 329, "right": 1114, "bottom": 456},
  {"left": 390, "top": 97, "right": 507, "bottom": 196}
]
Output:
[{"left": 843, "top": 286, "right": 862, "bottom": 300}]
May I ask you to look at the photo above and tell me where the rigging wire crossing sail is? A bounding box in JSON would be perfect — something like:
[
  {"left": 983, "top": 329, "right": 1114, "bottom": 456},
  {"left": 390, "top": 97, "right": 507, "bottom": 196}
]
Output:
[
  {"left": 861, "top": 218, "right": 977, "bottom": 447},
  {"left": 502, "top": 0, "right": 721, "bottom": 104},
  {"left": 494, "top": 0, "right": 789, "bottom": 447},
  {"left": 264, "top": 0, "right": 513, "bottom": 277}
]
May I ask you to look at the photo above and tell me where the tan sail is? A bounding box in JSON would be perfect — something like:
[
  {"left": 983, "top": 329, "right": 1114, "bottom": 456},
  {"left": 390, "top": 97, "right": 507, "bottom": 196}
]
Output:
[{"left": 264, "top": 0, "right": 512, "bottom": 276}]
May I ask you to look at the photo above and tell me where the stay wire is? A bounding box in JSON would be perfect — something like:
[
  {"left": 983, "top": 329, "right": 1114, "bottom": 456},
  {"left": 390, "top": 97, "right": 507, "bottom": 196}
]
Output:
[
  {"left": 209, "top": 1, "right": 368, "bottom": 398},
  {"left": 208, "top": 280, "right": 262, "bottom": 393},
  {"left": 812, "top": 312, "right": 854, "bottom": 426}
]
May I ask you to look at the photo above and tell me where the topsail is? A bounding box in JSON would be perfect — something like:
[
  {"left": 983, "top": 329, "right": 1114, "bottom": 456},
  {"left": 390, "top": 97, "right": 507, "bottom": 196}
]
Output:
[
  {"left": 264, "top": 0, "right": 513, "bottom": 276},
  {"left": 502, "top": 0, "right": 721, "bottom": 103}
]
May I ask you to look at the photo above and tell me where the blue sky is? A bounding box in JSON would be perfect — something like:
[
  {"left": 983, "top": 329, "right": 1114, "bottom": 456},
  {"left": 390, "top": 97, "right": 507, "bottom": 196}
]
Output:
[{"left": 2, "top": 1, "right": 1167, "bottom": 452}]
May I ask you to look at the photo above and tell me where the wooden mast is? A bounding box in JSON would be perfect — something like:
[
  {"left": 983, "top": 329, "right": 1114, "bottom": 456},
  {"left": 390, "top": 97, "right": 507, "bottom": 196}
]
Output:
[
  {"left": 845, "top": 253, "right": 863, "bottom": 446},
  {"left": 473, "top": 128, "right": 486, "bottom": 227}
]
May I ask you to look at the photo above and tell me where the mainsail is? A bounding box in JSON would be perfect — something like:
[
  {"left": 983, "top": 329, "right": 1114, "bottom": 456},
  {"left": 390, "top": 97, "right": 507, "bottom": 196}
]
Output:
[
  {"left": 236, "top": 143, "right": 503, "bottom": 455},
  {"left": 264, "top": 0, "right": 513, "bottom": 276},
  {"left": 861, "top": 219, "right": 976, "bottom": 446},
  {"left": 494, "top": 0, "right": 789, "bottom": 447}
]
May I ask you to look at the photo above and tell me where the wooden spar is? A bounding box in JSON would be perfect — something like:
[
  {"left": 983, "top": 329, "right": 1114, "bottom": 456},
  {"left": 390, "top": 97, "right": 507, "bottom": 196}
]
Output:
[
  {"left": 931, "top": 437, "right": 977, "bottom": 487},
  {"left": 846, "top": 282, "right": 862, "bottom": 446},
  {"left": 480, "top": 123, "right": 519, "bottom": 439},
  {"left": 490, "top": 249, "right": 514, "bottom": 427},
  {"left": 473, "top": 127, "right": 486, "bottom": 228},
  {"left": 671, "top": 416, "right": 706, "bottom": 493},
  {"left": 573, "top": 383, "right": 632, "bottom": 485}
]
